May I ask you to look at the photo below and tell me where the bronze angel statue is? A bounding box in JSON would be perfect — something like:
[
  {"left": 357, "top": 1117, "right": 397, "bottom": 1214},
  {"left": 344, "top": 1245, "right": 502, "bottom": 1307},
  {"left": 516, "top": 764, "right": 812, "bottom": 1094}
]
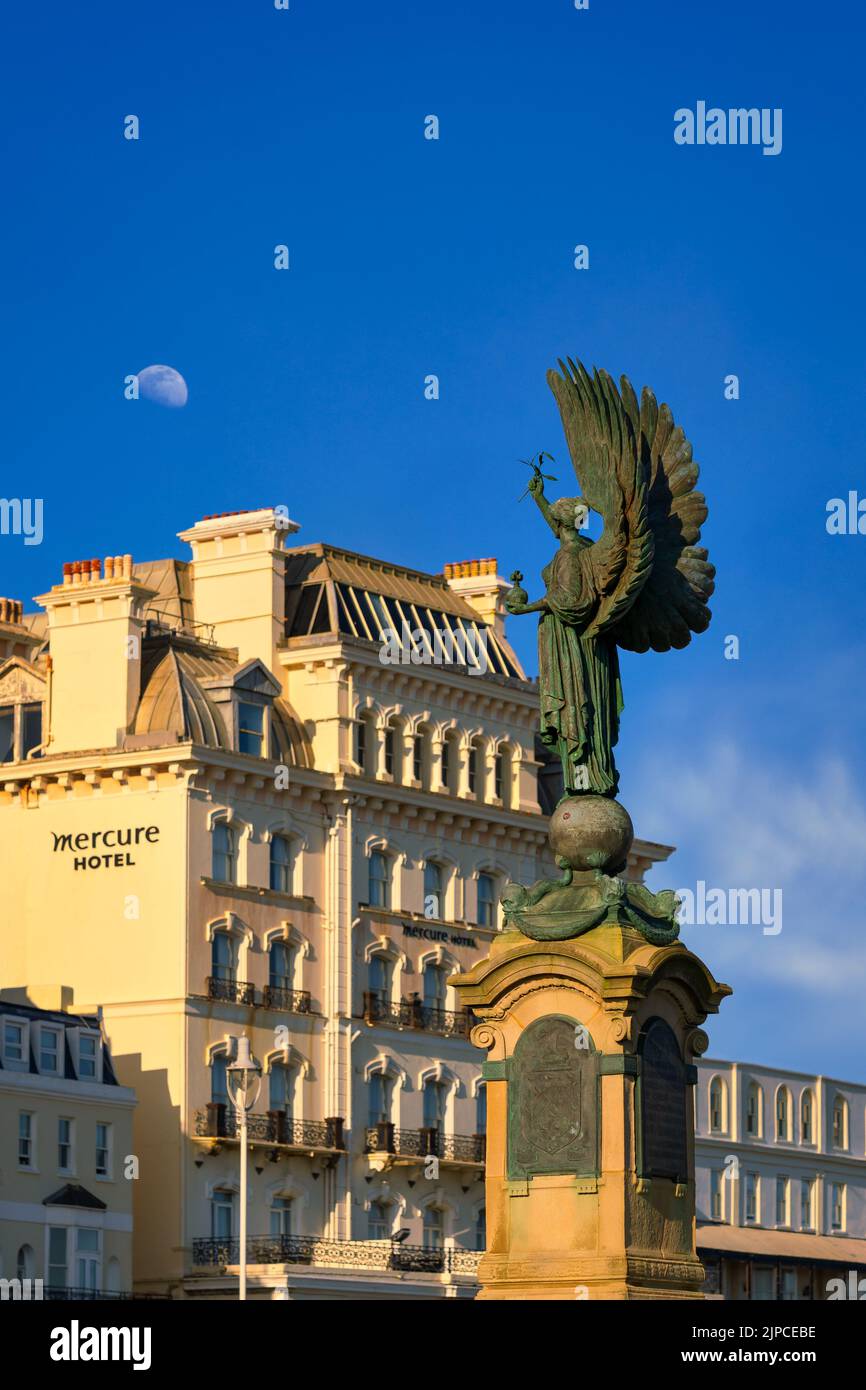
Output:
[{"left": 506, "top": 360, "right": 715, "bottom": 799}]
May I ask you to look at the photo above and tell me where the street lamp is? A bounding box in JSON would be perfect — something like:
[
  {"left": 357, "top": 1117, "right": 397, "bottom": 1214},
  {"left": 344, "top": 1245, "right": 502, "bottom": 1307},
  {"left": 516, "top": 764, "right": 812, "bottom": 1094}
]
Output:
[{"left": 227, "top": 1035, "right": 262, "bottom": 1301}]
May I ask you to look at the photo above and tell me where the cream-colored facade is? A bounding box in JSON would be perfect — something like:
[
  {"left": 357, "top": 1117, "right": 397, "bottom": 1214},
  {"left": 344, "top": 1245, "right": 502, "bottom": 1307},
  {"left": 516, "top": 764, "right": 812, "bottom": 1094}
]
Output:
[
  {"left": 0, "top": 993, "right": 135, "bottom": 1298},
  {"left": 0, "top": 508, "right": 671, "bottom": 1298}
]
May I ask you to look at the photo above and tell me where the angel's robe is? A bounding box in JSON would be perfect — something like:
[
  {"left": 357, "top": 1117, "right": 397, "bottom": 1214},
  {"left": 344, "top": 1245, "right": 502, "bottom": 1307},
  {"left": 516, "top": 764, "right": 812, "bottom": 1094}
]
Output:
[{"left": 538, "top": 537, "right": 624, "bottom": 797}]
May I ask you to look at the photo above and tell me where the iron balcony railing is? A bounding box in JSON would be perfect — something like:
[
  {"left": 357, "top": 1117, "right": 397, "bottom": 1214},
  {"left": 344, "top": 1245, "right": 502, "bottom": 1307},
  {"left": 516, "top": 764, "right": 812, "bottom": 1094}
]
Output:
[
  {"left": 204, "top": 977, "right": 311, "bottom": 1014},
  {"left": 195, "top": 1105, "right": 344, "bottom": 1151},
  {"left": 364, "top": 1123, "right": 485, "bottom": 1164},
  {"left": 363, "top": 992, "right": 471, "bottom": 1038},
  {"left": 191, "top": 1233, "right": 482, "bottom": 1275},
  {"left": 43, "top": 1287, "right": 136, "bottom": 1301}
]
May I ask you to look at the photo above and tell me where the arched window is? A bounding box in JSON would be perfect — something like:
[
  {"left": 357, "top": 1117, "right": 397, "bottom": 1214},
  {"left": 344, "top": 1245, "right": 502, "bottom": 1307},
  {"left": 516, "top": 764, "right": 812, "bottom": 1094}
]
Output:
[
  {"left": 832, "top": 1095, "right": 848, "bottom": 1149},
  {"left": 269, "top": 834, "right": 293, "bottom": 894},
  {"left": 269, "top": 1060, "right": 298, "bottom": 1117},
  {"left": 384, "top": 719, "right": 400, "bottom": 780},
  {"left": 477, "top": 873, "right": 496, "bottom": 928},
  {"left": 211, "top": 930, "right": 237, "bottom": 985},
  {"left": 212, "top": 822, "right": 236, "bottom": 883},
  {"left": 423, "top": 1205, "right": 445, "bottom": 1249},
  {"left": 413, "top": 734, "right": 424, "bottom": 783},
  {"left": 368, "top": 1072, "right": 394, "bottom": 1128},
  {"left": 270, "top": 1195, "right": 294, "bottom": 1237},
  {"left": 368, "top": 851, "right": 390, "bottom": 910},
  {"left": 423, "top": 1078, "right": 447, "bottom": 1132},
  {"left": 369, "top": 1199, "right": 393, "bottom": 1241},
  {"left": 746, "top": 1081, "right": 763, "bottom": 1137},
  {"left": 16, "top": 1245, "right": 34, "bottom": 1280},
  {"left": 442, "top": 731, "right": 459, "bottom": 794},
  {"left": 709, "top": 1076, "right": 726, "bottom": 1133},
  {"left": 800, "top": 1089, "right": 814, "bottom": 1144},
  {"left": 776, "top": 1086, "right": 791, "bottom": 1141},
  {"left": 355, "top": 716, "right": 367, "bottom": 772},
  {"left": 468, "top": 738, "right": 483, "bottom": 797},
  {"left": 423, "top": 861, "right": 443, "bottom": 919}
]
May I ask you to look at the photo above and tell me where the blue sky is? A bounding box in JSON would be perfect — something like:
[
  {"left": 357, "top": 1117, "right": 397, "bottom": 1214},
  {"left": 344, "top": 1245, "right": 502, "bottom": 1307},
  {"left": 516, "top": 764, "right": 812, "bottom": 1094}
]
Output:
[{"left": 1, "top": 0, "right": 864, "bottom": 1077}]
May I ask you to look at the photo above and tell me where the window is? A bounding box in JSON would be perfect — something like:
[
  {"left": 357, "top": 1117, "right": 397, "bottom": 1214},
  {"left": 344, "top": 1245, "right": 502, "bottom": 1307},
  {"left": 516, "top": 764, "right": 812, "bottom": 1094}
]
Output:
[
  {"left": 22, "top": 704, "right": 42, "bottom": 759},
  {"left": 95, "top": 1123, "right": 111, "bottom": 1178},
  {"left": 746, "top": 1082, "right": 762, "bottom": 1137},
  {"left": 423, "top": 963, "right": 446, "bottom": 1013},
  {"left": 238, "top": 701, "right": 265, "bottom": 757},
  {"left": 832, "top": 1095, "right": 848, "bottom": 1149},
  {"left": 78, "top": 1033, "right": 98, "bottom": 1080},
  {"left": 3, "top": 1020, "right": 25, "bottom": 1065},
  {"left": 468, "top": 741, "right": 480, "bottom": 795},
  {"left": 441, "top": 735, "right": 453, "bottom": 792},
  {"left": 269, "top": 1061, "right": 297, "bottom": 1117},
  {"left": 475, "top": 1206, "right": 486, "bottom": 1251},
  {"left": 780, "top": 1267, "right": 797, "bottom": 1301},
  {"left": 745, "top": 1172, "right": 759, "bottom": 1224},
  {"left": 368, "top": 1199, "right": 391, "bottom": 1241},
  {"left": 423, "top": 1205, "right": 445, "bottom": 1249},
  {"left": 477, "top": 873, "right": 495, "bottom": 928},
  {"left": 16, "top": 1245, "right": 34, "bottom": 1281},
  {"left": 801, "top": 1090, "right": 813, "bottom": 1143},
  {"left": 709, "top": 1077, "right": 726, "bottom": 1133},
  {"left": 476, "top": 1083, "right": 487, "bottom": 1137},
  {"left": 831, "top": 1182, "right": 845, "bottom": 1231},
  {"left": 423, "top": 1078, "right": 447, "bottom": 1131},
  {"left": 710, "top": 1169, "right": 723, "bottom": 1221},
  {"left": 211, "top": 930, "right": 236, "bottom": 984},
  {"left": 18, "top": 1112, "right": 34, "bottom": 1167},
  {"left": 368, "top": 954, "right": 392, "bottom": 1006},
  {"left": 368, "top": 851, "right": 390, "bottom": 909},
  {"left": 58, "top": 1118, "right": 73, "bottom": 1173},
  {"left": 269, "top": 939, "right": 295, "bottom": 991},
  {"left": 413, "top": 734, "right": 423, "bottom": 783},
  {"left": 800, "top": 1178, "right": 815, "bottom": 1230},
  {"left": 368, "top": 1072, "right": 393, "bottom": 1128},
  {"left": 48, "top": 1227, "right": 67, "bottom": 1289},
  {"left": 423, "top": 861, "right": 443, "bottom": 919},
  {"left": 211, "top": 1190, "right": 234, "bottom": 1239},
  {"left": 270, "top": 1196, "right": 293, "bottom": 1237},
  {"left": 76, "top": 1228, "right": 100, "bottom": 1293},
  {"left": 0, "top": 706, "right": 13, "bottom": 762},
  {"left": 775, "top": 1086, "right": 791, "bottom": 1141},
  {"left": 775, "top": 1175, "right": 789, "bottom": 1226},
  {"left": 212, "top": 822, "right": 236, "bottom": 883},
  {"left": 211, "top": 1053, "right": 229, "bottom": 1108},
  {"left": 40, "top": 1026, "right": 60, "bottom": 1074},
  {"left": 269, "top": 834, "right": 292, "bottom": 894},
  {"left": 355, "top": 717, "right": 367, "bottom": 771},
  {"left": 384, "top": 721, "right": 397, "bottom": 779}
]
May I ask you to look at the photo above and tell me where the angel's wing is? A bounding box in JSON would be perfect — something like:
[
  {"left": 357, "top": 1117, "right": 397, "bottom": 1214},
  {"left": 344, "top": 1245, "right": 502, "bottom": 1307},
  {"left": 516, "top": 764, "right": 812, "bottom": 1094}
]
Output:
[
  {"left": 546, "top": 360, "right": 653, "bottom": 634},
  {"left": 547, "top": 359, "right": 714, "bottom": 652}
]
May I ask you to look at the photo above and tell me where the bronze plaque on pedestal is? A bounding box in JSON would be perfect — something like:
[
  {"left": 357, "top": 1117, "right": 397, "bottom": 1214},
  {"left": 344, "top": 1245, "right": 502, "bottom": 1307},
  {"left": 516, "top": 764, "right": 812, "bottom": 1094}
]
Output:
[
  {"left": 507, "top": 1015, "right": 598, "bottom": 1180},
  {"left": 639, "top": 1017, "right": 689, "bottom": 1182}
]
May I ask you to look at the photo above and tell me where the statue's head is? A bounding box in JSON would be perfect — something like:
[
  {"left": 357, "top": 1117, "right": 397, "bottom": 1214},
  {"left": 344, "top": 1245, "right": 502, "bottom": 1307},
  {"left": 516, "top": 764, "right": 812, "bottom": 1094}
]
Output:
[{"left": 550, "top": 496, "right": 590, "bottom": 535}]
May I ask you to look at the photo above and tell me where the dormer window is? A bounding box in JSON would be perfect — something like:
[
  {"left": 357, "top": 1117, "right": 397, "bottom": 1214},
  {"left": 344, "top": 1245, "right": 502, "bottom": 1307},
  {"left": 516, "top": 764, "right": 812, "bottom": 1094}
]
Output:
[
  {"left": 78, "top": 1033, "right": 98, "bottom": 1080},
  {"left": 238, "top": 701, "right": 265, "bottom": 757},
  {"left": 2, "top": 1018, "right": 27, "bottom": 1069},
  {"left": 39, "top": 1025, "right": 62, "bottom": 1075},
  {"left": 0, "top": 701, "right": 42, "bottom": 763}
]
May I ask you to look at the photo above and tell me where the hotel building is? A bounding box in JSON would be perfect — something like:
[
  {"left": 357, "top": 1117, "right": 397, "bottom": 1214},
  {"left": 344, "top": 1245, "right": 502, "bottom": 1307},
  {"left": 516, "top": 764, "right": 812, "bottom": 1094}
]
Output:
[
  {"left": 0, "top": 506, "right": 672, "bottom": 1299},
  {"left": 694, "top": 1058, "right": 866, "bottom": 1299}
]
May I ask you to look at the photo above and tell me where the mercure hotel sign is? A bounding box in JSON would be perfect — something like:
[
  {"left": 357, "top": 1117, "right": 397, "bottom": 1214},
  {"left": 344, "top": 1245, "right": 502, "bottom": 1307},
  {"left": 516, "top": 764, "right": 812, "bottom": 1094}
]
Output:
[{"left": 51, "top": 825, "right": 160, "bottom": 871}]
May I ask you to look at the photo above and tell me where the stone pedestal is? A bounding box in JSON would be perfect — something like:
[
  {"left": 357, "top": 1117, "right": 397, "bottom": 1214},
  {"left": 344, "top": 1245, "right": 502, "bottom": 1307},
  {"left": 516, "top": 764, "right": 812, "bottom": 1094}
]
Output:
[{"left": 452, "top": 924, "right": 730, "bottom": 1300}]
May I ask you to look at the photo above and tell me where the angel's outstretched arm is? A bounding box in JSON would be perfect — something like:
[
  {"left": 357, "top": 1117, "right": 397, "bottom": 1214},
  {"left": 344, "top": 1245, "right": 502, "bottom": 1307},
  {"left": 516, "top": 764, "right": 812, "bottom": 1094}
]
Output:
[{"left": 528, "top": 475, "right": 559, "bottom": 535}]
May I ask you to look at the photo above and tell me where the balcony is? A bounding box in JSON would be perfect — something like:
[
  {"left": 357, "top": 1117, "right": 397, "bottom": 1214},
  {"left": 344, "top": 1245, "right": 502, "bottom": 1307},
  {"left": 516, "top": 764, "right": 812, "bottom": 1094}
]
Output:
[
  {"left": 365, "top": 1123, "right": 485, "bottom": 1166},
  {"left": 195, "top": 1106, "right": 344, "bottom": 1153},
  {"left": 203, "top": 977, "right": 312, "bottom": 1014},
  {"left": 191, "top": 1233, "right": 481, "bottom": 1277},
  {"left": 362, "top": 992, "right": 471, "bottom": 1038}
]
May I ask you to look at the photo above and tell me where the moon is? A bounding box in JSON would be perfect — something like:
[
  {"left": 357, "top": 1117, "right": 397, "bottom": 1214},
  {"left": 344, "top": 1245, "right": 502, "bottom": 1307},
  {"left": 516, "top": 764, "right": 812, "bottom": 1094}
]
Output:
[{"left": 137, "top": 364, "right": 188, "bottom": 408}]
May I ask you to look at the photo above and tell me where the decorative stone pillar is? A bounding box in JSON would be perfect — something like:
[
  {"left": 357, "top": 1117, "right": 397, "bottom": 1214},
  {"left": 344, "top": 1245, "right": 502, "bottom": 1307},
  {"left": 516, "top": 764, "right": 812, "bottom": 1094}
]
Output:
[{"left": 452, "top": 923, "right": 730, "bottom": 1300}]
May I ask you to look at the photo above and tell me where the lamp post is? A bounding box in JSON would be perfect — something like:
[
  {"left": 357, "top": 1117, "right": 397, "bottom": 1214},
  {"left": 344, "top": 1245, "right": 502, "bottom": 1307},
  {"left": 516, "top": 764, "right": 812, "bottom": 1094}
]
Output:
[{"left": 227, "top": 1035, "right": 262, "bottom": 1301}]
